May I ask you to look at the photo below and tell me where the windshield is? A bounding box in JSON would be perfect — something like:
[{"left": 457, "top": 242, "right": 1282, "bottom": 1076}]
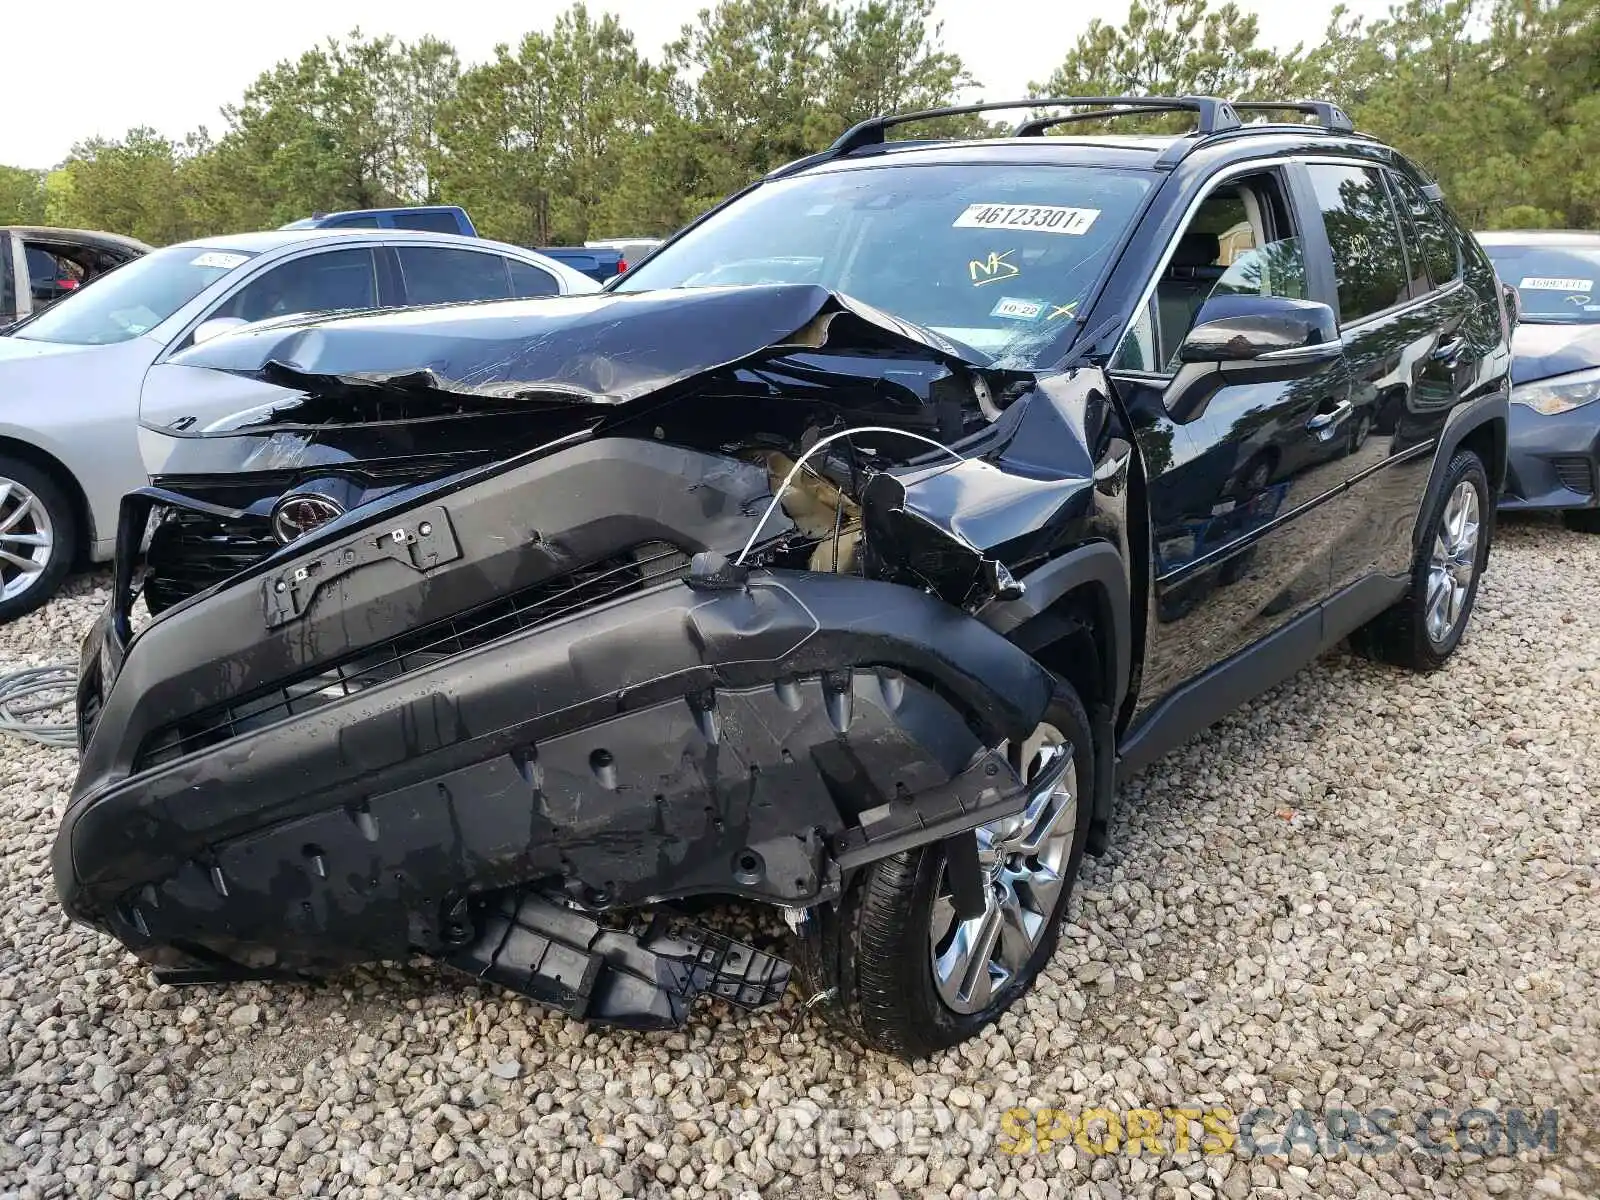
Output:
[
  {"left": 1482, "top": 242, "right": 1600, "bottom": 325},
  {"left": 615, "top": 162, "right": 1156, "bottom": 368},
  {"left": 11, "top": 245, "right": 257, "bottom": 345}
]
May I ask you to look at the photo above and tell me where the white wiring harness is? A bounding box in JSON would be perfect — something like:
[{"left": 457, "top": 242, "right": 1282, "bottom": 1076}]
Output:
[
  {"left": 734, "top": 425, "right": 966, "bottom": 566},
  {"left": 0, "top": 664, "right": 78, "bottom": 749}
]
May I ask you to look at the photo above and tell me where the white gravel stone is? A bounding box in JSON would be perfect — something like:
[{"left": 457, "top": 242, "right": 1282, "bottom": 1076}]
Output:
[{"left": 2, "top": 522, "right": 1598, "bottom": 1199}]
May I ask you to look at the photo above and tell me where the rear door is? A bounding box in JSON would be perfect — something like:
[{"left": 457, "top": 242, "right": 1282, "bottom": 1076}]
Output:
[{"left": 1302, "top": 161, "right": 1475, "bottom": 592}]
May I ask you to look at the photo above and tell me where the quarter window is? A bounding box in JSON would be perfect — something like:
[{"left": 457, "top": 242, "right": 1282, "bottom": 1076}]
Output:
[
  {"left": 1306, "top": 164, "right": 1411, "bottom": 323},
  {"left": 396, "top": 246, "right": 512, "bottom": 305},
  {"left": 1388, "top": 171, "right": 1462, "bottom": 289},
  {"left": 508, "top": 259, "right": 559, "bottom": 297}
]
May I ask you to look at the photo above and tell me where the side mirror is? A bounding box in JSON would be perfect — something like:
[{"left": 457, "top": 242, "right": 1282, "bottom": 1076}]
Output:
[
  {"left": 191, "top": 316, "right": 249, "bottom": 346},
  {"left": 1178, "top": 294, "right": 1339, "bottom": 364},
  {"left": 1166, "top": 295, "right": 1342, "bottom": 425}
]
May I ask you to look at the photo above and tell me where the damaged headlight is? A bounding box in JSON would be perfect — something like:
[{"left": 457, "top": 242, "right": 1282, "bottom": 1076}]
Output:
[{"left": 1512, "top": 366, "right": 1600, "bottom": 416}]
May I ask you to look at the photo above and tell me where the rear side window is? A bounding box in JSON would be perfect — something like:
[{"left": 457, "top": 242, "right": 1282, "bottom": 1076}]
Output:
[
  {"left": 508, "top": 259, "right": 559, "bottom": 297},
  {"left": 392, "top": 210, "right": 466, "bottom": 234},
  {"left": 1388, "top": 172, "right": 1462, "bottom": 288},
  {"left": 326, "top": 214, "right": 383, "bottom": 229},
  {"left": 1307, "top": 164, "right": 1411, "bottom": 323},
  {"left": 396, "top": 247, "right": 512, "bottom": 305}
]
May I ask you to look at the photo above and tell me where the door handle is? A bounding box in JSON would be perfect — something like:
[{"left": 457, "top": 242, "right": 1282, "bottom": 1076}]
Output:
[{"left": 1306, "top": 400, "right": 1352, "bottom": 434}]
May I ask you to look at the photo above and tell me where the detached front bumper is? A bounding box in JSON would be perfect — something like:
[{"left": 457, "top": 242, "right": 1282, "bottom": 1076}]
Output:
[
  {"left": 1500, "top": 402, "right": 1600, "bottom": 511},
  {"left": 56, "top": 443, "right": 1055, "bottom": 996}
]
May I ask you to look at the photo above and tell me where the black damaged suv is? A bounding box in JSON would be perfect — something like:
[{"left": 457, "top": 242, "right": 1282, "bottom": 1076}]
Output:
[{"left": 58, "top": 97, "right": 1511, "bottom": 1058}]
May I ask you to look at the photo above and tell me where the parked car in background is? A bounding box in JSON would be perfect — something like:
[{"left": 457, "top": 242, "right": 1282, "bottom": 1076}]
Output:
[
  {"left": 59, "top": 96, "right": 1509, "bottom": 1058},
  {"left": 1476, "top": 230, "right": 1600, "bottom": 530},
  {"left": 537, "top": 244, "right": 628, "bottom": 283},
  {"left": 280, "top": 205, "right": 479, "bottom": 237},
  {"left": 0, "top": 229, "right": 595, "bottom": 620},
  {"left": 586, "top": 237, "right": 662, "bottom": 265},
  {"left": 2, "top": 227, "right": 151, "bottom": 326}
]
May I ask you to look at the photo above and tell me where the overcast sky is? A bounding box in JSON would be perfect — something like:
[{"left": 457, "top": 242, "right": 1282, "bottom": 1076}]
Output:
[{"left": 4, "top": 0, "right": 1392, "bottom": 169}]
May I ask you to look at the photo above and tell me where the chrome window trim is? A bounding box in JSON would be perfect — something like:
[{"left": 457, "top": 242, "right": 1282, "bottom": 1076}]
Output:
[{"left": 1256, "top": 339, "right": 1344, "bottom": 361}]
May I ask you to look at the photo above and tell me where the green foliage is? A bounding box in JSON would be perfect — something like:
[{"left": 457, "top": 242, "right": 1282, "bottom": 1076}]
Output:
[
  {"left": 0, "top": 167, "right": 47, "bottom": 225},
  {"left": 5, "top": 0, "right": 1594, "bottom": 245}
]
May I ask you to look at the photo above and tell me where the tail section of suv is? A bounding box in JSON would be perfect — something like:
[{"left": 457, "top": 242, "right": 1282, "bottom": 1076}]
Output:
[{"left": 57, "top": 97, "right": 1508, "bottom": 1057}]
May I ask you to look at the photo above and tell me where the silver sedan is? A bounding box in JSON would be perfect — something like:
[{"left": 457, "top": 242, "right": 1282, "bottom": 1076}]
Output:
[{"left": 0, "top": 229, "right": 597, "bottom": 620}]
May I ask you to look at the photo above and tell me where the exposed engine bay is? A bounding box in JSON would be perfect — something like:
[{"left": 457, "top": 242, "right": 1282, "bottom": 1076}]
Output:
[{"left": 58, "top": 284, "right": 1119, "bottom": 1031}]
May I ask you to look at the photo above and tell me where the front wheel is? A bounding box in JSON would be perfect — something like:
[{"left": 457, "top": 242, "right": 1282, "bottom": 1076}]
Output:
[
  {"left": 1350, "top": 448, "right": 1490, "bottom": 671},
  {"left": 0, "top": 456, "right": 78, "bottom": 624},
  {"left": 798, "top": 685, "right": 1093, "bottom": 1058}
]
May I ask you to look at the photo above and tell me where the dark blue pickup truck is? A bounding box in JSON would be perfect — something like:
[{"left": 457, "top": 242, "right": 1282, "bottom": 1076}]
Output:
[
  {"left": 280, "top": 206, "right": 479, "bottom": 236},
  {"left": 535, "top": 246, "right": 626, "bottom": 284}
]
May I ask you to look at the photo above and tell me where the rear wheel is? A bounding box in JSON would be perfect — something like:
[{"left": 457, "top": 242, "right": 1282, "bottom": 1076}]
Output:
[
  {"left": 1350, "top": 449, "right": 1489, "bottom": 671},
  {"left": 799, "top": 685, "right": 1092, "bottom": 1058},
  {"left": 0, "top": 456, "right": 77, "bottom": 624}
]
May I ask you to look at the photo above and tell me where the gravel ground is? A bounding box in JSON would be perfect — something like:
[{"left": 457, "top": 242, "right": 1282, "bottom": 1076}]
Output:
[{"left": 1, "top": 518, "right": 1596, "bottom": 1200}]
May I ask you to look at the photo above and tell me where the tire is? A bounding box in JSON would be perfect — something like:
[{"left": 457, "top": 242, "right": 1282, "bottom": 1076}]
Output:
[
  {"left": 1349, "top": 449, "right": 1490, "bottom": 671},
  {"left": 1562, "top": 508, "right": 1600, "bottom": 534},
  {"left": 0, "top": 456, "right": 78, "bottom": 624},
  {"left": 798, "top": 684, "right": 1093, "bottom": 1058}
]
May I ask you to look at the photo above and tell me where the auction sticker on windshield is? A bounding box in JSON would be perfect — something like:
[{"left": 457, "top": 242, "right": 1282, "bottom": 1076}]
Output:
[
  {"left": 190, "top": 252, "right": 251, "bottom": 270},
  {"left": 1520, "top": 276, "right": 1594, "bottom": 292},
  {"left": 954, "top": 204, "right": 1100, "bottom": 235}
]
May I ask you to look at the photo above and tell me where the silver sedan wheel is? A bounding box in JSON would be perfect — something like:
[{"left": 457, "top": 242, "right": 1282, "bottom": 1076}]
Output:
[
  {"left": 1425, "top": 479, "right": 1480, "bottom": 646},
  {"left": 929, "top": 723, "right": 1078, "bottom": 1015},
  {"left": 0, "top": 477, "right": 54, "bottom": 604}
]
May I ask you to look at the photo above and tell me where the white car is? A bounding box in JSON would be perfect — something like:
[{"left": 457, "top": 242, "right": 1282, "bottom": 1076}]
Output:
[{"left": 0, "top": 229, "right": 597, "bottom": 620}]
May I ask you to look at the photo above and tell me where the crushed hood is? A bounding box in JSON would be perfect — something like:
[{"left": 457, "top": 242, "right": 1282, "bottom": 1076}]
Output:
[{"left": 166, "top": 284, "right": 987, "bottom": 413}]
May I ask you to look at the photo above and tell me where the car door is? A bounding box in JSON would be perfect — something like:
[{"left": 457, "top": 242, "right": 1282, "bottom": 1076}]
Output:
[
  {"left": 1301, "top": 161, "right": 1476, "bottom": 592},
  {"left": 1111, "top": 163, "right": 1356, "bottom": 712}
]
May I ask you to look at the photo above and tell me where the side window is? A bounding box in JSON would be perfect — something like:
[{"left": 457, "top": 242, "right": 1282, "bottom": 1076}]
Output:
[
  {"left": 1114, "top": 172, "right": 1306, "bottom": 374},
  {"left": 1306, "top": 164, "right": 1411, "bottom": 323},
  {"left": 326, "top": 214, "right": 383, "bottom": 229},
  {"left": 395, "top": 246, "right": 512, "bottom": 305},
  {"left": 508, "top": 258, "right": 559, "bottom": 298},
  {"left": 213, "top": 248, "right": 378, "bottom": 324},
  {"left": 1388, "top": 171, "right": 1462, "bottom": 289},
  {"left": 392, "top": 210, "right": 466, "bottom": 234}
]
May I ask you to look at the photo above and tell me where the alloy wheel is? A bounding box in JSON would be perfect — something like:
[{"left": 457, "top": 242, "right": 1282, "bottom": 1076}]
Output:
[
  {"left": 1425, "top": 478, "right": 1480, "bottom": 646},
  {"left": 0, "top": 477, "right": 54, "bottom": 604},
  {"left": 928, "top": 723, "right": 1078, "bottom": 1015}
]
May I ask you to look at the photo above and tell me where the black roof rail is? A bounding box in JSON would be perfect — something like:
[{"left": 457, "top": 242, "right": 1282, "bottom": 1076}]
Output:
[
  {"left": 828, "top": 95, "right": 1242, "bottom": 155},
  {"left": 1012, "top": 104, "right": 1208, "bottom": 136},
  {"left": 1230, "top": 100, "right": 1354, "bottom": 133}
]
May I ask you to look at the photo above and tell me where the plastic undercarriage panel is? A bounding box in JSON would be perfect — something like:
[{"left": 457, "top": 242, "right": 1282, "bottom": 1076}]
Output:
[{"left": 108, "top": 667, "right": 1024, "bottom": 979}]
